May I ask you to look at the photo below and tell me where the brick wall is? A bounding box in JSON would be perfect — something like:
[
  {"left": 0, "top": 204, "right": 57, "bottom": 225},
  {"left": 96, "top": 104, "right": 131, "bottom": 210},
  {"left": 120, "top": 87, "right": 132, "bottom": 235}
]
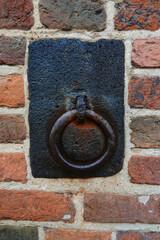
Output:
[{"left": 0, "top": 0, "right": 160, "bottom": 239}]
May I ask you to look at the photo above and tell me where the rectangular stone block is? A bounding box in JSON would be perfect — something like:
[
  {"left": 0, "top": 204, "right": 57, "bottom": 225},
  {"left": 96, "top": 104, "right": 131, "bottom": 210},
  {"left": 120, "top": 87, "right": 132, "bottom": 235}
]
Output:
[
  {"left": 0, "top": 190, "right": 75, "bottom": 222},
  {"left": 0, "top": 226, "right": 38, "bottom": 240},
  {"left": 128, "top": 77, "right": 160, "bottom": 109},
  {"left": 130, "top": 116, "right": 160, "bottom": 148},
  {"left": 0, "top": 75, "right": 25, "bottom": 108},
  {"left": 45, "top": 229, "right": 111, "bottom": 240},
  {"left": 117, "top": 232, "right": 160, "bottom": 240},
  {"left": 128, "top": 156, "right": 160, "bottom": 185},
  {"left": 0, "top": 153, "right": 27, "bottom": 183},
  {"left": 84, "top": 193, "right": 160, "bottom": 223},
  {"left": 0, "top": 36, "right": 26, "bottom": 65},
  {"left": 0, "top": 115, "right": 26, "bottom": 143}
]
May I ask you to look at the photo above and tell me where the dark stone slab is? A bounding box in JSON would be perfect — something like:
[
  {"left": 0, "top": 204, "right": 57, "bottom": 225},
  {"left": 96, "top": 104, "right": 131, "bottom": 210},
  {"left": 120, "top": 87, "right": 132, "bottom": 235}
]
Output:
[
  {"left": 0, "top": 226, "right": 38, "bottom": 240},
  {"left": 28, "top": 38, "right": 125, "bottom": 178}
]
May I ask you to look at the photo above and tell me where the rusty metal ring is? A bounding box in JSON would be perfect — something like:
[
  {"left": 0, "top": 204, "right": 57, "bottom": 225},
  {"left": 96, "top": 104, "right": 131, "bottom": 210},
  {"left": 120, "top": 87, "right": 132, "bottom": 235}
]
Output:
[{"left": 49, "top": 109, "right": 115, "bottom": 173}]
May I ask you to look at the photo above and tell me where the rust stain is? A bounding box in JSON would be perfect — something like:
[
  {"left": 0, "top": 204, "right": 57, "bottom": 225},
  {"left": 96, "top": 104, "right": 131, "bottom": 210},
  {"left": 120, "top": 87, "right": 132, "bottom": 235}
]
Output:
[{"left": 72, "top": 118, "right": 97, "bottom": 130}]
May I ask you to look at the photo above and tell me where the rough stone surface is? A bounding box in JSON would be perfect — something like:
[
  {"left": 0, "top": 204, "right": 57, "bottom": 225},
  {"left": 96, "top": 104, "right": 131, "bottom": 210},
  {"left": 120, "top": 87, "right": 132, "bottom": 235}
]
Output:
[
  {"left": 128, "top": 156, "right": 160, "bottom": 185},
  {"left": 117, "top": 232, "right": 160, "bottom": 240},
  {"left": 128, "top": 77, "right": 160, "bottom": 109},
  {"left": 130, "top": 116, "right": 160, "bottom": 148},
  {"left": 0, "top": 115, "right": 26, "bottom": 143},
  {"left": 45, "top": 229, "right": 111, "bottom": 240},
  {"left": 0, "top": 75, "right": 25, "bottom": 108},
  {"left": 0, "top": 190, "right": 75, "bottom": 222},
  {"left": 84, "top": 193, "right": 160, "bottom": 223},
  {"left": 114, "top": 0, "right": 160, "bottom": 31},
  {"left": 62, "top": 118, "right": 105, "bottom": 162},
  {"left": 0, "top": 36, "right": 26, "bottom": 65},
  {"left": 0, "top": 226, "right": 38, "bottom": 240},
  {"left": 0, "top": 0, "right": 34, "bottom": 30},
  {"left": 28, "top": 38, "right": 124, "bottom": 178},
  {"left": 131, "top": 38, "right": 160, "bottom": 68},
  {"left": 0, "top": 153, "right": 27, "bottom": 183},
  {"left": 39, "top": 0, "right": 106, "bottom": 31}
]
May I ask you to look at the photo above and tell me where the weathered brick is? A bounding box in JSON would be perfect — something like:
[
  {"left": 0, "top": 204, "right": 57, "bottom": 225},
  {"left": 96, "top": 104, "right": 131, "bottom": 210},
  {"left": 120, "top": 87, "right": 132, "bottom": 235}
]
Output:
[
  {"left": 45, "top": 229, "right": 111, "bottom": 240},
  {"left": 0, "top": 190, "right": 75, "bottom": 222},
  {"left": 0, "top": 0, "right": 34, "bottom": 30},
  {"left": 0, "top": 225, "right": 38, "bottom": 240},
  {"left": 117, "top": 232, "right": 160, "bottom": 240},
  {"left": 114, "top": 0, "right": 160, "bottom": 31},
  {"left": 0, "top": 75, "right": 25, "bottom": 108},
  {"left": 84, "top": 193, "right": 160, "bottom": 223},
  {"left": 0, "top": 115, "right": 26, "bottom": 143},
  {"left": 129, "top": 156, "right": 160, "bottom": 185},
  {"left": 130, "top": 116, "right": 160, "bottom": 148},
  {"left": 128, "top": 77, "right": 160, "bottom": 109},
  {"left": 0, "top": 153, "right": 27, "bottom": 183},
  {"left": 39, "top": 0, "right": 106, "bottom": 31},
  {"left": 0, "top": 37, "right": 26, "bottom": 65},
  {"left": 131, "top": 38, "right": 160, "bottom": 68}
]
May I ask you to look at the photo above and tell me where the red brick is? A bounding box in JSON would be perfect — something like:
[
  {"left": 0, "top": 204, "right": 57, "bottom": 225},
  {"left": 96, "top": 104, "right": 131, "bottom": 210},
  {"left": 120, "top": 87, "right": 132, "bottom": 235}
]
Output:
[
  {"left": 114, "top": 0, "right": 160, "bottom": 31},
  {"left": 130, "top": 116, "right": 160, "bottom": 148},
  {"left": 45, "top": 229, "right": 111, "bottom": 240},
  {"left": 0, "top": 153, "right": 27, "bottom": 183},
  {"left": 84, "top": 193, "right": 160, "bottom": 223},
  {"left": 0, "top": 0, "right": 34, "bottom": 30},
  {"left": 0, "top": 75, "right": 25, "bottom": 108},
  {"left": 0, "top": 190, "right": 75, "bottom": 222},
  {"left": 131, "top": 38, "right": 160, "bottom": 68},
  {"left": 128, "top": 77, "right": 160, "bottom": 109},
  {"left": 0, "top": 115, "right": 26, "bottom": 143},
  {"left": 117, "top": 232, "right": 160, "bottom": 240},
  {"left": 0, "top": 37, "right": 26, "bottom": 65},
  {"left": 128, "top": 156, "right": 160, "bottom": 185},
  {"left": 39, "top": 0, "right": 106, "bottom": 31}
]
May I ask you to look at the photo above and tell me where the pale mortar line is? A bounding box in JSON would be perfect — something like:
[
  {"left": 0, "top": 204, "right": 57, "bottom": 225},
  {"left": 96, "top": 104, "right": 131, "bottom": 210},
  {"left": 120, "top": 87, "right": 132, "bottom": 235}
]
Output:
[
  {"left": 129, "top": 109, "right": 160, "bottom": 116},
  {"left": 132, "top": 148, "right": 160, "bottom": 156},
  {"left": 23, "top": 38, "right": 32, "bottom": 180},
  {"left": 0, "top": 66, "right": 24, "bottom": 75},
  {"left": 72, "top": 194, "right": 84, "bottom": 227},
  {"left": 0, "top": 28, "right": 160, "bottom": 41},
  {"left": 0, "top": 220, "right": 160, "bottom": 232},
  {"left": 0, "top": 144, "right": 24, "bottom": 153},
  {"left": 38, "top": 227, "right": 45, "bottom": 240},
  {"left": 32, "top": 0, "right": 43, "bottom": 29},
  {"left": 0, "top": 179, "right": 159, "bottom": 195},
  {"left": 122, "top": 39, "right": 133, "bottom": 182},
  {"left": 0, "top": 107, "right": 25, "bottom": 115},
  {"left": 106, "top": 1, "right": 116, "bottom": 33},
  {"left": 112, "top": 232, "right": 117, "bottom": 240},
  {"left": 132, "top": 69, "right": 160, "bottom": 77}
]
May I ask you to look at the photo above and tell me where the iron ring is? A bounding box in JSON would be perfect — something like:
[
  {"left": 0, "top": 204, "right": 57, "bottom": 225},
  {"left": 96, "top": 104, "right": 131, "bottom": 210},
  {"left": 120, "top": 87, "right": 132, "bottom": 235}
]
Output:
[{"left": 49, "top": 109, "right": 115, "bottom": 173}]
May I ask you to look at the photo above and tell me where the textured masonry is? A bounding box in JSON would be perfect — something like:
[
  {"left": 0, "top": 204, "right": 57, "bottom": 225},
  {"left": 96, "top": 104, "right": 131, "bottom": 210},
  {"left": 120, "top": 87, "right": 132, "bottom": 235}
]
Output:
[
  {"left": 84, "top": 193, "right": 160, "bottom": 223},
  {"left": 0, "top": 37, "right": 26, "bottom": 65},
  {"left": 131, "top": 38, "right": 160, "bottom": 68},
  {"left": 117, "top": 232, "right": 160, "bottom": 240},
  {"left": 128, "top": 156, "right": 160, "bottom": 185},
  {"left": 39, "top": 0, "right": 106, "bottom": 31},
  {"left": 114, "top": 0, "right": 160, "bottom": 31},
  {"left": 0, "top": 0, "right": 34, "bottom": 30},
  {"left": 0, "top": 153, "right": 27, "bottom": 183},
  {"left": 45, "top": 229, "right": 111, "bottom": 240},
  {"left": 0, "top": 115, "right": 26, "bottom": 143},
  {"left": 130, "top": 116, "right": 160, "bottom": 148},
  {"left": 0, "top": 75, "right": 25, "bottom": 108},
  {"left": 128, "top": 77, "right": 160, "bottom": 109},
  {"left": 0, "top": 0, "right": 160, "bottom": 239},
  {"left": 0, "top": 190, "right": 75, "bottom": 222}
]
